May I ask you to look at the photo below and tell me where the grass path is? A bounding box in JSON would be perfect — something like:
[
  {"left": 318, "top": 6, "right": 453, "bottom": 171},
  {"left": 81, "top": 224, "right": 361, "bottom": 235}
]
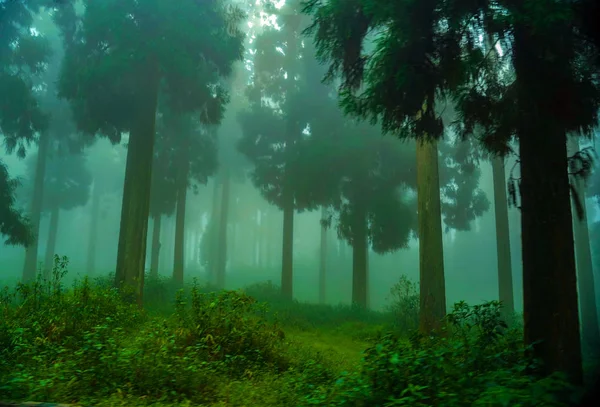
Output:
[{"left": 285, "top": 328, "right": 370, "bottom": 372}]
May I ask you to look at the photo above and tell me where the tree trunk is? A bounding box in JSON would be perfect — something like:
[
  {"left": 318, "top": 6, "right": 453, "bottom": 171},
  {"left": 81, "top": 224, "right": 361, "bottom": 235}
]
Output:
[
  {"left": 22, "top": 131, "right": 51, "bottom": 282},
  {"left": 568, "top": 137, "right": 600, "bottom": 351},
  {"left": 492, "top": 157, "right": 515, "bottom": 322},
  {"left": 352, "top": 207, "right": 368, "bottom": 308},
  {"left": 150, "top": 215, "right": 161, "bottom": 278},
  {"left": 416, "top": 138, "right": 446, "bottom": 333},
  {"left": 208, "top": 178, "right": 220, "bottom": 283},
  {"left": 351, "top": 202, "right": 368, "bottom": 308},
  {"left": 216, "top": 168, "right": 231, "bottom": 289},
  {"left": 43, "top": 205, "right": 60, "bottom": 278},
  {"left": 254, "top": 211, "right": 260, "bottom": 267},
  {"left": 114, "top": 60, "right": 160, "bottom": 307},
  {"left": 319, "top": 206, "right": 328, "bottom": 304},
  {"left": 513, "top": 22, "right": 583, "bottom": 383},
  {"left": 86, "top": 182, "right": 101, "bottom": 276},
  {"left": 281, "top": 187, "right": 294, "bottom": 299},
  {"left": 173, "top": 154, "right": 189, "bottom": 286}
]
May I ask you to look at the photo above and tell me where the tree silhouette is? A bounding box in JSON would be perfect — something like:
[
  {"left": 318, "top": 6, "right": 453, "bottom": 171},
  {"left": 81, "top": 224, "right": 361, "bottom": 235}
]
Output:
[
  {"left": 0, "top": 1, "right": 52, "bottom": 248},
  {"left": 58, "top": 0, "right": 244, "bottom": 305}
]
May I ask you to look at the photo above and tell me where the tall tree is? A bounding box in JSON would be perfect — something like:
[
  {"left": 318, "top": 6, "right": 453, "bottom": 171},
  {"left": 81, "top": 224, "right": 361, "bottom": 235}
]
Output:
[
  {"left": 451, "top": 0, "right": 600, "bottom": 382},
  {"left": 159, "top": 112, "right": 218, "bottom": 285},
  {"left": 237, "top": 5, "right": 313, "bottom": 299},
  {"left": 304, "top": 0, "right": 466, "bottom": 331},
  {"left": 0, "top": 1, "right": 52, "bottom": 259},
  {"left": 320, "top": 121, "right": 418, "bottom": 308},
  {"left": 568, "top": 137, "right": 600, "bottom": 352},
  {"left": 58, "top": 0, "right": 244, "bottom": 305},
  {"left": 85, "top": 140, "right": 126, "bottom": 275}
]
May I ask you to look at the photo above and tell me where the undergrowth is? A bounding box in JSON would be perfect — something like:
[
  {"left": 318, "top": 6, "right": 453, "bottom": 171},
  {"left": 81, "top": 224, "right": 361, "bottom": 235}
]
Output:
[{"left": 0, "top": 256, "right": 582, "bottom": 406}]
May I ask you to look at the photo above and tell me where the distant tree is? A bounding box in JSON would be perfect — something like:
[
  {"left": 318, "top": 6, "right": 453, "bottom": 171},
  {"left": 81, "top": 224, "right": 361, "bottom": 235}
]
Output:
[
  {"left": 58, "top": 0, "right": 244, "bottom": 305},
  {"left": 0, "top": 1, "right": 52, "bottom": 253},
  {"left": 322, "top": 121, "right": 418, "bottom": 308},
  {"left": 148, "top": 127, "right": 178, "bottom": 279},
  {"left": 237, "top": 5, "right": 315, "bottom": 299},
  {"left": 0, "top": 163, "right": 32, "bottom": 246},
  {"left": 84, "top": 139, "right": 127, "bottom": 275},
  {"left": 159, "top": 110, "right": 218, "bottom": 285},
  {"left": 20, "top": 148, "right": 92, "bottom": 276},
  {"left": 304, "top": 0, "right": 460, "bottom": 332}
]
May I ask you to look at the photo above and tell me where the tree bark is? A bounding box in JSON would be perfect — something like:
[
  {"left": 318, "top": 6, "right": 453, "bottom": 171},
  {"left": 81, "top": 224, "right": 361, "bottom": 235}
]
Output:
[
  {"left": 319, "top": 206, "right": 328, "bottom": 304},
  {"left": 216, "top": 168, "right": 231, "bottom": 289},
  {"left": 513, "top": 22, "right": 583, "bottom": 383},
  {"left": 351, "top": 203, "right": 368, "bottom": 308},
  {"left": 568, "top": 137, "right": 600, "bottom": 351},
  {"left": 43, "top": 205, "right": 60, "bottom": 278},
  {"left": 22, "top": 131, "right": 51, "bottom": 282},
  {"left": 416, "top": 138, "right": 446, "bottom": 333},
  {"left": 173, "top": 153, "right": 189, "bottom": 286},
  {"left": 492, "top": 156, "right": 515, "bottom": 322},
  {"left": 86, "top": 182, "right": 101, "bottom": 276},
  {"left": 281, "top": 187, "right": 294, "bottom": 299},
  {"left": 150, "top": 214, "right": 161, "bottom": 278},
  {"left": 253, "top": 211, "right": 260, "bottom": 267},
  {"left": 114, "top": 60, "right": 160, "bottom": 307},
  {"left": 208, "top": 177, "right": 220, "bottom": 283}
]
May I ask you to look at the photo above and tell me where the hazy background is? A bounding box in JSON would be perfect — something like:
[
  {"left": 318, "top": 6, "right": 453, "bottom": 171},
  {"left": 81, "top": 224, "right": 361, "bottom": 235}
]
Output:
[{"left": 1, "top": 0, "right": 598, "bottom": 313}]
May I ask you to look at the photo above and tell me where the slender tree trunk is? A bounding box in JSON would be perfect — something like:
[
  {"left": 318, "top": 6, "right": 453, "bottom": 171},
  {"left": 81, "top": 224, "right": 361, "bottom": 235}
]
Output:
[
  {"left": 86, "top": 183, "right": 101, "bottom": 276},
  {"left": 150, "top": 214, "right": 161, "bottom": 278},
  {"left": 22, "top": 131, "right": 51, "bottom": 281},
  {"left": 173, "top": 154, "right": 189, "bottom": 286},
  {"left": 319, "top": 206, "right": 328, "bottom": 304},
  {"left": 513, "top": 23, "right": 583, "bottom": 384},
  {"left": 43, "top": 205, "right": 60, "bottom": 278},
  {"left": 281, "top": 187, "right": 294, "bottom": 299},
  {"left": 216, "top": 168, "right": 231, "bottom": 289},
  {"left": 416, "top": 138, "right": 446, "bottom": 333},
  {"left": 492, "top": 157, "right": 515, "bottom": 322},
  {"left": 208, "top": 178, "right": 220, "bottom": 283},
  {"left": 254, "top": 212, "right": 260, "bottom": 267},
  {"left": 351, "top": 203, "right": 368, "bottom": 308},
  {"left": 114, "top": 60, "right": 160, "bottom": 307},
  {"left": 568, "top": 137, "right": 600, "bottom": 351}
]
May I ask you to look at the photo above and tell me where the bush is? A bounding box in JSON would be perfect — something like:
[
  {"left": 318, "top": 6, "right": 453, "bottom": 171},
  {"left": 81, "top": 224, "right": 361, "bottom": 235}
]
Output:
[
  {"left": 301, "top": 301, "right": 578, "bottom": 407},
  {"left": 0, "top": 264, "right": 295, "bottom": 405},
  {"left": 385, "top": 274, "right": 419, "bottom": 334},
  {"left": 243, "top": 281, "right": 394, "bottom": 331}
]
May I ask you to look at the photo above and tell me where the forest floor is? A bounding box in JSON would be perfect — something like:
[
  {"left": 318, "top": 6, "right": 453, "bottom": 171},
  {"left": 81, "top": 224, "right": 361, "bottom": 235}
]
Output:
[{"left": 0, "top": 268, "right": 596, "bottom": 406}]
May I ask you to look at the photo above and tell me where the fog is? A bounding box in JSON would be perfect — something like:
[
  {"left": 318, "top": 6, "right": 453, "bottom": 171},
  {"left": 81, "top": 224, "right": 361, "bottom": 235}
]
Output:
[{"left": 1, "top": 0, "right": 599, "bottom": 315}]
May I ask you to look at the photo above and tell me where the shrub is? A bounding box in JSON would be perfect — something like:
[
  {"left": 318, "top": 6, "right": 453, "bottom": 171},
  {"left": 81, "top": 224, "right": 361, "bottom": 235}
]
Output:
[
  {"left": 385, "top": 274, "right": 419, "bottom": 334},
  {"left": 301, "top": 301, "right": 578, "bottom": 407}
]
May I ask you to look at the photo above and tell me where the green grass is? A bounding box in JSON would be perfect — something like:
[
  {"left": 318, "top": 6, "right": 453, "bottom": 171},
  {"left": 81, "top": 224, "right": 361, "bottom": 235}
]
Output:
[{"left": 0, "top": 257, "right": 586, "bottom": 406}]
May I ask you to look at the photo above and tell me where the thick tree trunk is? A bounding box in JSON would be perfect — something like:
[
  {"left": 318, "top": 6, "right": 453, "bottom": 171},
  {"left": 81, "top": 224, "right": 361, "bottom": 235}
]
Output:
[
  {"left": 86, "top": 183, "right": 101, "bottom": 276},
  {"left": 114, "top": 60, "right": 160, "bottom": 307},
  {"left": 150, "top": 215, "right": 161, "bottom": 278},
  {"left": 173, "top": 155, "right": 189, "bottom": 286},
  {"left": 319, "top": 206, "right": 328, "bottom": 304},
  {"left": 416, "top": 138, "right": 446, "bottom": 333},
  {"left": 568, "top": 137, "right": 600, "bottom": 351},
  {"left": 22, "top": 131, "right": 51, "bottom": 282},
  {"left": 492, "top": 157, "right": 515, "bottom": 322},
  {"left": 43, "top": 205, "right": 60, "bottom": 278},
  {"left": 513, "top": 23, "right": 583, "bottom": 384},
  {"left": 216, "top": 168, "right": 231, "bottom": 289},
  {"left": 351, "top": 203, "right": 368, "bottom": 308},
  {"left": 281, "top": 188, "right": 294, "bottom": 299}
]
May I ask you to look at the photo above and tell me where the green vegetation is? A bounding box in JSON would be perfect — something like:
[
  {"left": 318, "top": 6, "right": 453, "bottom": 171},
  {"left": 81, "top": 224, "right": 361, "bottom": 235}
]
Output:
[{"left": 0, "top": 258, "right": 582, "bottom": 406}]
